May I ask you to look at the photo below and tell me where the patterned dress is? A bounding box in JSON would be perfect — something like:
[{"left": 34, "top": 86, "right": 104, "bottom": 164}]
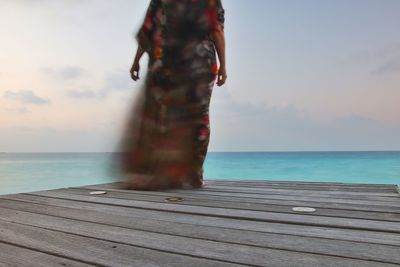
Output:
[{"left": 113, "top": 0, "right": 225, "bottom": 189}]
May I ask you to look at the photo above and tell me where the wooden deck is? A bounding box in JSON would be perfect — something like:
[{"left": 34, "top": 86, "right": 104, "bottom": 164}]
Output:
[{"left": 0, "top": 179, "right": 399, "bottom": 267}]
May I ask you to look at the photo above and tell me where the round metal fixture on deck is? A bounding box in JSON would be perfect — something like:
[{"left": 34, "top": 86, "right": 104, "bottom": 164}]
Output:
[
  {"left": 89, "top": 191, "right": 107, "bottom": 195},
  {"left": 165, "top": 197, "right": 184, "bottom": 202},
  {"left": 292, "top": 207, "right": 316, "bottom": 213}
]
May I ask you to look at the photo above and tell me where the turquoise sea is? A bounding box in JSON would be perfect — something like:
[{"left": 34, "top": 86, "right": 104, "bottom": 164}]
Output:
[{"left": 1, "top": 151, "right": 400, "bottom": 195}]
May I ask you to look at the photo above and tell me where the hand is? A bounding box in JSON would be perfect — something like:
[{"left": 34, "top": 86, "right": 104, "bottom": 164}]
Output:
[
  {"left": 130, "top": 61, "right": 140, "bottom": 81},
  {"left": 217, "top": 66, "right": 227, "bottom": 86}
]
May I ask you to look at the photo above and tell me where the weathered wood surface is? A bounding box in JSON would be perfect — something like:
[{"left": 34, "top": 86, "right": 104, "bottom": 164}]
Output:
[{"left": 0, "top": 179, "right": 399, "bottom": 267}]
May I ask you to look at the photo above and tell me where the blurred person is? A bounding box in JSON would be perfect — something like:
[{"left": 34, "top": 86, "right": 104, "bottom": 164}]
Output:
[{"left": 113, "top": 0, "right": 226, "bottom": 190}]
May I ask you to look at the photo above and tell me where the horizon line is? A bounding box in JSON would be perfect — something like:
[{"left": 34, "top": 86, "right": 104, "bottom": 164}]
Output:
[{"left": 1, "top": 150, "right": 400, "bottom": 154}]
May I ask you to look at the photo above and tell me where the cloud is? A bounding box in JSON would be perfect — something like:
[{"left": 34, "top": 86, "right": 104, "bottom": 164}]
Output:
[
  {"left": 97, "top": 68, "right": 136, "bottom": 98},
  {"left": 43, "top": 66, "right": 86, "bottom": 80},
  {"left": 2, "top": 107, "right": 30, "bottom": 115},
  {"left": 334, "top": 114, "right": 377, "bottom": 127},
  {"left": 209, "top": 93, "right": 400, "bottom": 151},
  {"left": 60, "top": 68, "right": 136, "bottom": 100},
  {"left": 66, "top": 89, "right": 97, "bottom": 99},
  {"left": 338, "top": 43, "right": 400, "bottom": 75},
  {"left": 0, "top": 126, "right": 114, "bottom": 153},
  {"left": 371, "top": 55, "right": 400, "bottom": 75},
  {"left": 105, "top": 69, "right": 134, "bottom": 90},
  {"left": 3, "top": 90, "right": 50, "bottom": 105}
]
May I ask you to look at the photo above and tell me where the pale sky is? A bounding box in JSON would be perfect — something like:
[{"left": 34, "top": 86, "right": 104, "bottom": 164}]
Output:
[{"left": 1, "top": 0, "right": 400, "bottom": 152}]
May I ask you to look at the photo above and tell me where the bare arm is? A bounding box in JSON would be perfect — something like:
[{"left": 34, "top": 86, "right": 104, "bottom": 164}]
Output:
[
  {"left": 211, "top": 24, "right": 227, "bottom": 86},
  {"left": 131, "top": 0, "right": 156, "bottom": 81},
  {"left": 134, "top": 45, "right": 145, "bottom": 65},
  {"left": 130, "top": 45, "right": 145, "bottom": 81}
]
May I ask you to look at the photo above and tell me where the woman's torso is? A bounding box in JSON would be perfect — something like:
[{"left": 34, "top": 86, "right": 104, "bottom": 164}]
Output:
[{"left": 147, "top": 0, "right": 217, "bottom": 78}]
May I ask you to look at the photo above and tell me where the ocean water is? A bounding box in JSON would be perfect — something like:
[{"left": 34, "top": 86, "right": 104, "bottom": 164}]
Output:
[{"left": 1, "top": 151, "right": 399, "bottom": 195}]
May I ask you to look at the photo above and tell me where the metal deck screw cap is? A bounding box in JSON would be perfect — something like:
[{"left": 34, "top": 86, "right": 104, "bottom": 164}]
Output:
[
  {"left": 292, "top": 207, "right": 316, "bottom": 212},
  {"left": 89, "top": 191, "right": 107, "bottom": 195},
  {"left": 165, "top": 197, "right": 184, "bottom": 202}
]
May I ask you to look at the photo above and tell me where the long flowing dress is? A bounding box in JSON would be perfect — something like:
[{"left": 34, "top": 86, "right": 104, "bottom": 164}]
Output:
[{"left": 113, "top": 0, "right": 225, "bottom": 190}]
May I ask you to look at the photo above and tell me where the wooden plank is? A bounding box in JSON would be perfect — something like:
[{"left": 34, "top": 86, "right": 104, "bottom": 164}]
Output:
[
  {"left": 0, "top": 220, "right": 246, "bottom": 267},
  {"left": 83, "top": 181, "right": 398, "bottom": 193},
  {"left": 1, "top": 195, "right": 400, "bottom": 247},
  {"left": 0, "top": 206, "right": 400, "bottom": 265},
  {"left": 60, "top": 187, "right": 400, "bottom": 222},
  {"left": 88, "top": 183, "right": 399, "bottom": 200},
  {"left": 162, "top": 189, "right": 400, "bottom": 207},
  {"left": 20, "top": 190, "right": 400, "bottom": 233},
  {"left": 78, "top": 184, "right": 400, "bottom": 207},
  {"left": 199, "top": 185, "right": 400, "bottom": 199},
  {"left": 205, "top": 179, "right": 397, "bottom": 188},
  {"left": 76, "top": 185, "right": 400, "bottom": 214},
  {"left": 0, "top": 241, "right": 95, "bottom": 267},
  {"left": 205, "top": 179, "right": 398, "bottom": 189},
  {"left": 0, "top": 212, "right": 265, "bottom": 266},
  {"left": 2, "top": 179, "right": 399, "bottom": 266}
]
